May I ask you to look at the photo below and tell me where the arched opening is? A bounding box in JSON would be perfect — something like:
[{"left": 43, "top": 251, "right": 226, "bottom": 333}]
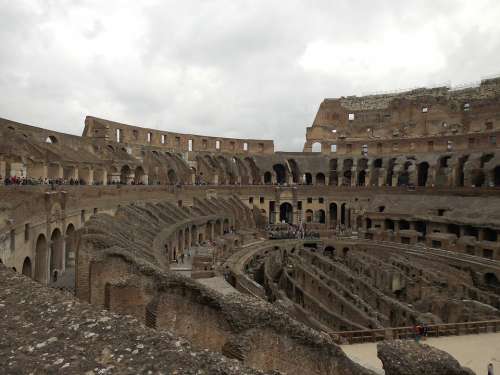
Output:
[
  {"left": 343, "top": 159, "right": 353, "bottom": 186},
  {"left": 456, "top": 155, "right": 469, "bottom": 187},
  {"left": 417, "top": 162, "right": 429, "bottom": 187},
  {"left": 134, "top": 166, "right": 145, "bottom": 185},
  {"left": 244, "top": 157, "right": 260, "bottom": 184},
  {"left": 357, "top": 170, "right": 366, "bottom": 186},
  {"left": 34, "top": 234, "right": 48, "bottom": 283},
  {"left": 316, "top": 209, "right": 326, "bottom": 224},
  {"left": 223, "top": 219, "right": 230, "bottom": 233},
  {"left": 397, "top": 161, "right": 411, "bottom": 186},
  {"left": 304, "top": 173, "right": 313, "bottom": 185},
  {"left": 22, "top": 257, "right": 32, "bottom": 277},
  {"left": 279, "top": 202, "right": 293, "bottom": 224},
  {"left": 311, "top": 142, "right": 321, "bottom": 152},
  {"left": 399, "top": 220, "right": 410, "bottom": 230},
  {"left": 65, "top": 224, "right": 76, "bottom": 270},
  {"left": 357, "top": 158, "right": 368, "bottom": 187},
  {"left": 386, "top": 158, "right": 396, "bottom": 186},
  {"left": 50, "top": 228, "right": 63, "bottom": 282},
  {"left": 287, "top": 159, "right": 301, "bottom": 184},
  {"left": 385, "top": 219, "right": 395, "bottom": 231},
  {"left": 471, "top": 170, "right": 485, "bottom": 187},
  {"left": 366, "top": 218, "right": 372, "bottom": 229},
  {"left": 264, "top": 171, "right": 272, "bottom": 184},
  {"left": 167, "top": 169, "right": 178, "bottom": 185},
  {"left": 340, "top": 203, "right": 346, "bottom": 225},
  {"left": 484, "top": 228, "right": 497, "bottom": 242},
  {"left": 305, "top": 209, "right": 313, "bottom": 223},
  {"left": 316, "top": 173, "right": 325, "bottom": 185},
  {"left": 371, "top": 158, "right": 383, "bottom": 186},
  {"left": 329, "top": 203, "right": 338, "bottom": 228},
  {"left": 273, "top": 164, "right": 287, "bottom": 185},
  {"left": 484, "top": 273, "right": 500, "bottom": 287},
  {"left": 120, "top": 165, "right": 131, "bottom": 184},
  {"left": 436, "top": 156, "right": 451, "bottom": 186}
]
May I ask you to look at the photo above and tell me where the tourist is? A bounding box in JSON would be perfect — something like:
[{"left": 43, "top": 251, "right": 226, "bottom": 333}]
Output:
[
  {"left": 414, "top": 324, "right": 422, "bottom": 343},
  {"left": 488, "top": 363, "right": 494, "bottom": 375},
  {"left": 180, "top": 252, "right": 185, "bottom": 264}
]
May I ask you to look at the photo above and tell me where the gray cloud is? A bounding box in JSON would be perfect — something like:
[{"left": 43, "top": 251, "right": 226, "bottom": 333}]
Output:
[{"left": 1, "top": 0, "right": 500, "bottom": 150}]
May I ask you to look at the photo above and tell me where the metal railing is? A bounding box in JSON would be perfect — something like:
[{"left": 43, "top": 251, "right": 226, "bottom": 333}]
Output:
[{"left": 333, "top": 319, "right": 500, "bottom": 344}]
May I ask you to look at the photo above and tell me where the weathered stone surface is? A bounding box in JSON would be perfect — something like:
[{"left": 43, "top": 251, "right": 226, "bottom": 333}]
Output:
[
  {"left": 377, "top": 340, "right": 475, "bottom": 375},
  {"left": 0, "top": 264, "right": 269, "bottom": 375}
]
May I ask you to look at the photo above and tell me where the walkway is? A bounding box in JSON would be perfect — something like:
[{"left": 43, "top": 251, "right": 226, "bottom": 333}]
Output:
[{"left": 341, "top": 332, "right": 500, "bottom": 374}]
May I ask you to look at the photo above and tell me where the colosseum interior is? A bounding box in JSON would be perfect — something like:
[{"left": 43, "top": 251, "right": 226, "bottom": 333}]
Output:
[{"left": 2, "top": 77, "right": 500, "bottom": 374}]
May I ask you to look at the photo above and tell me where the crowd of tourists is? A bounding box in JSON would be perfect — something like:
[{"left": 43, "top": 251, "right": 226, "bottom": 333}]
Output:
[
  {"left": 1, "top": 175, "right": 98, "bottom": 186},
  {"left": 267, "top": 223, "right": 320, "bottom": 240}
]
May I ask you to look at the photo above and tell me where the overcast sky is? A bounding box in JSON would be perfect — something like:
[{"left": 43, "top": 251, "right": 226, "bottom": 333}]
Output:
[{"left": 1, "top": 1, "right": 500, "bottom": 150}]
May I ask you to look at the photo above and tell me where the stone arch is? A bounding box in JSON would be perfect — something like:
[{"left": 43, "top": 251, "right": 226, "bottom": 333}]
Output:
[
  {"left": 484, "top": 272, "right": 500, "bottom": 287},
  {"left": 22, "top": 257, "right": 32, "bottom": 278},
  {"left": 385, "top": 219, "right": 395, "bottom": 231},
  {"left": 456, "top": 155, "right": 469, "bottom": 187},
  {"left": 357, "top": 170, "right": 366, "bottom": 186},
  {"left": 343, "top": 159, "right": 353, "bottom": 186},
  {"left": 329, "top": 203, "right": 338, "bottom": 227},
  {"left": 340, "top": 203, "right": 347, "bottom": 225},
  {"left": 316, "top": 173, "right": 325, "bottom": 185},
  {"left": 471, "top": 170, "right": 485, "bottom": 187},
  {"left": 223, "top": 218, "right": 230, "bottom": 233},
  {"left": 417, "top": 162, "right": 429, "bottom": 187},
  {"left": 287, "top": 159, "right": 301, "bottom": 184},
  {"left": 316, "top": 209, "right": 326, "bottom": 224},
  {"left": 279, "top": 202, "right": 293, "bottom": 224},
  {"left": 305, "top": 209, "right": 313, "bottom": 223},
  {"left": 397, "top": 161, "right": 412, "bottom": 186},
  {"left": 120, "top": 165, "right": 131, "bottom": 184},
  {"left": 304, "top": 173, "right": 313, "bottom": 185},
  {"left": 50, "top": 228, "right": 63, "bottom": 282},
  {"left": 273, "top": 164, "right": 288, "bottom": 185},
  {"left": 134, "top": 166, "right": 145, "bottom": 184},
  {"left": 244, "top": 157, "right": 260, "bottom": 184},
  {"left": 264, "top": 171, "right": 272, "bottom": 184},
  {"left": 386, "top": 158, "right": 396, "bottom": 186},
  {"left": 34, "top": 234, "right": 48, "bottom": 283}
]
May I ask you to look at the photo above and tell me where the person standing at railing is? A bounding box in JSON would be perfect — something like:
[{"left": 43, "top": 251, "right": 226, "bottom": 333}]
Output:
[{"left": 414, "top": 324, "right": 422, "bottom": 343}]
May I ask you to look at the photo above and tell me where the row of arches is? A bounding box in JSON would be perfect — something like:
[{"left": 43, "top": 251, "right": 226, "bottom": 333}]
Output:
[
  {"left": 277, "top": 202, "right": 350, "bottom": 226},
  {"left": 32, "top": 224, "right": 76, "bottom": 284}
]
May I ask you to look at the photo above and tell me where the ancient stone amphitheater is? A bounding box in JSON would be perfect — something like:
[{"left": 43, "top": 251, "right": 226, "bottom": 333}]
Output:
[{"left": 2, "top": 78, "right": 500, "bottom": 374}]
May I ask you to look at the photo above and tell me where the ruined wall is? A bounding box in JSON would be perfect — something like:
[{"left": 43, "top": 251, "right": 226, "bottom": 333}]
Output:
[
  {"left": 305, "top": 77, "right": 500, "bottom": 155},
  {"left": 83, "top": 116, "right": 274, "bottom": 154}
]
